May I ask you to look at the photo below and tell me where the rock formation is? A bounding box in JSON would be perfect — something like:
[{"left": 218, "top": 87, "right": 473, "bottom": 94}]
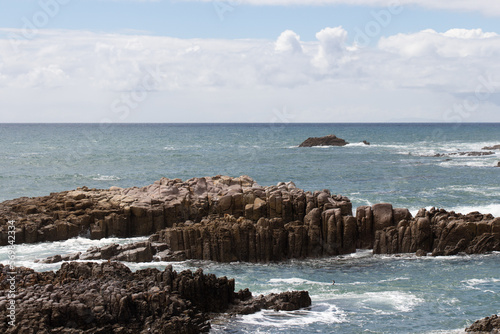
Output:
[
  {"left": 433, "top": 151, "right": 495, "bottom": 157},
  {"left": 0, "top": 175, "right": 352, "bottom": 247},
  {"left": 298, "top": 134, "right": 349, "bottom": 147},
  {"left": 482, "top": 144, "right": 500, "bottom": 150},
  {"left": 466, "top": 314, "right": 500, "bottom": 333},
  {"left": 0, "top": 262, "right": 311, "bottom": 333},
  {"left": 2, "top": 176, "right": 499, "bottom": 261},
  {"left": 372, "top": 207, "right": 500, "bottom": 256}
]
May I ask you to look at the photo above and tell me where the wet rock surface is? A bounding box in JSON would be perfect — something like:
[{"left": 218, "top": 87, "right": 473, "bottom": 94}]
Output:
[
  {"left": 466, "top": 314, "right": 500, "bottom": 333},
  {"left": 0, "top": 262, "right": 311, "bottom": 333},
  {"left": 298, "top": 134, "right": 349, "bottom": 147}
]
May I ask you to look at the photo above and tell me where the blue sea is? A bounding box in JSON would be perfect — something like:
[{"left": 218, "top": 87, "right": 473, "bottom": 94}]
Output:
[{"left": 1, "top": 123, "right": 499, "bottom": 333}]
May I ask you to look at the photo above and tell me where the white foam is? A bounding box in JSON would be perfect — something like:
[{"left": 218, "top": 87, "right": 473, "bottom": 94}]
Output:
[
  {"left": 92, "top": 174, "right": 121, "bottom": 181},
  {"left": 338, "top": 291, "right": 424, "bottom": 313},
  {"left": 237, "top": 303, "right": 346, "bottom": 327},
  {"left": 163, "top": 146, "right": 176, "bottom": 151},
  {"left": 345, "top": 142, "right": 371, "bottom": 147},
  {"left": 409, "top": 204, "right": 500, "bottom": 218},
  {"left": 268, "top": 277, "right": 331, "bottom": 286},
  {"left": 462, "top": 277, "right": 500, "bottom": 291},
  {"left": 0, "top": 236, "right": 149, "bottom": 271}
]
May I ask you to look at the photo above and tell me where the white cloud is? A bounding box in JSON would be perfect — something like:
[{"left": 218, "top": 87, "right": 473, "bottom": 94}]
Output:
[
  {"left": 275, "top": 30, "right": 303, "bottom": 54},
  {"left": 1, "top": 27, "right": 500, "bottom": 122}
]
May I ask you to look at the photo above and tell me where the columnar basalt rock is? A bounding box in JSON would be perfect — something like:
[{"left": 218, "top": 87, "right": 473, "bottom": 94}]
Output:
[
  {"left": 2, "top": 176, "right": 499, "bottom": 260},
  {"left": 372, "top": 207, "right": 500, "bottom": 255},
  {"left": 0, "top": 176, "right": 352, "bottom": 247},
  {"left": 0, "top": 262, "right": 311, "bottom": 334}
]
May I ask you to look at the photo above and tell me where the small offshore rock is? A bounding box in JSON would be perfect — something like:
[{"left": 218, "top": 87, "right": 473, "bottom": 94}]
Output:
[{"left": 299, "top": 134, "right": 348, "bottom": 147}]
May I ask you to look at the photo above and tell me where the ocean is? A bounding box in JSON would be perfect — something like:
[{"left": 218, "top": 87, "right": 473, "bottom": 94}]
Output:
[{"left": 1, "top": 123, "right": 499, "bottom": 333}]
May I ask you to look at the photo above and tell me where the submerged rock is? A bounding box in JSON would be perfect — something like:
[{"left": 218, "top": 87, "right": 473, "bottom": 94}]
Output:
[
  {"left": 0, "top": 262, "right": 311, "bottom": 333},
  {"left": 298, "top": 134, "right": 348, "bottom": 147}
]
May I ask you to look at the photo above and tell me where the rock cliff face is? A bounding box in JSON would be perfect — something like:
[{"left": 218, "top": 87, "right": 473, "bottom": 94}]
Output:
[
  {"left": 0, "top": 262, "right": 311, "bottom": 334},
  {"left": 298, "top": 134, "right": 348, "bottom": 147}
]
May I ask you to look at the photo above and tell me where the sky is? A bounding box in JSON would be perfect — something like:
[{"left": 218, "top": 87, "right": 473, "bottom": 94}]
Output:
[{"left": 1, "top": 0, "right": 500, "bottom": 122}]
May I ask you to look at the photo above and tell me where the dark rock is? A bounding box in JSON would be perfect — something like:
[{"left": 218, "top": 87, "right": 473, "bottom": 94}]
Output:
[
  {"left": 0, "top": 262, "right": 311, "bottom": 334},
  {"left": 466, "top": 314, "right": 500, "bottom": 333},
  {"left": 482, "top": 144, "right": 500, "bottom": 150},
  {"left": 361, "top": 140, "right": 370, "bottom": 145},
  {"left": 496, "top": 161, "right": 500, "bottom": 167},
  {"left": 433, "top": 151, "right": 495, "bottom": 157},
  {"left": 299, "top": 134, "right": 348, "bottom": 147}
]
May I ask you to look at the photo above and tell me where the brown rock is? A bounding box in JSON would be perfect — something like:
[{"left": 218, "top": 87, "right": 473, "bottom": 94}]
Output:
[{"left": 298, "top": 134, "right": 348, "bottom": 147}]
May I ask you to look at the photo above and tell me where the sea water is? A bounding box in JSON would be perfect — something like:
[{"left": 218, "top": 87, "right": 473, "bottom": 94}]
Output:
[{"left": 0, "top": 123, "right": 499, "bottom": 333}]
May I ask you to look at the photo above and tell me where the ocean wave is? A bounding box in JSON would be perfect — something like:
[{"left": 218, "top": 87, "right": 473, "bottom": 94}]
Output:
[
  {"left": 409, "top": 204, "right": 500, "bottom": 218},
  {"left": 339, "top": 291, "right": 424, "bottom": 313},
  {"left": 92, "top": 174, "right": 121, "bottom": 181},
  {"left": 345, "top": 142, "right": 371, "bottom": 147},
  {"left": 268, "top": 277, "right": 331, "bottom": 286},
  {"left": 236, "top": 303, "right": 346, "bottom": 327},
  {"left": 163, "top": 146, "right": 177, "bottom": 151}
]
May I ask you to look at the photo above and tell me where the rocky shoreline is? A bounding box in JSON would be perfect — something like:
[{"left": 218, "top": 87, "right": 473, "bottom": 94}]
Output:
[
  {"left": 0, "top": 261, "right": 311, "bottom": 333},
  {"left": 1, "top": 175, "right": 498, "bottom": 258},
  {"left": 1, "top": 175, "right": 500, "bottom": 332}
]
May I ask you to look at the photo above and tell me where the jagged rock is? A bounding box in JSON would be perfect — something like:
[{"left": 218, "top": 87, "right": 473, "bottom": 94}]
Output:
[
  {"left": 0, "top": 262, "right": 311, "bottom": 334},
  {"left": 373, "top": 207, "right": 500, "bottom": 256},
  {"left": 482, "top": 144, "right": 500, "bottom": 150},
  {"left": 466, "top": 314, "right": 500, "bottom": 333},
  {"left": 38, "top": 240, "right": 172, "bottom": 264},
  {"left": 298, "top": 134, "right": 348, "bottom": 147},
  {"left": 0, "top": 176, "right": 351, "bottom": 247},
  {"left": 496, "top": 161, "right": 500, "bottom": 167},
  {"left": 362, "top": 140, "right": 370, "bottom": 145}
]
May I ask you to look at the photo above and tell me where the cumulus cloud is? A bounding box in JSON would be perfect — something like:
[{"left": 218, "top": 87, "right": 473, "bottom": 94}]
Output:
[
  {"left": 1, "top": 27, "right": 500, "bottom": 122},
  {"left": 379, "top": 28, "right": 500, "bottom": 58},
  {"left": 275, "top": 30, "right": 303, "bottom": 54},
  {"left": 313, "top": 26, "right": 348, "bottom": 68}
]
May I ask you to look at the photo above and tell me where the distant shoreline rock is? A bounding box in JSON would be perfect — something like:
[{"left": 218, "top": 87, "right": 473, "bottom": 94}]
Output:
[
  {"left": 482, "top": 144, "right": 500, "bottom": 150},
  {"left": 299, "top": 134, "right": 349, "bottom": 147},
  {"left": 433, "top": 151, "right": 495, "bottom": 157}
]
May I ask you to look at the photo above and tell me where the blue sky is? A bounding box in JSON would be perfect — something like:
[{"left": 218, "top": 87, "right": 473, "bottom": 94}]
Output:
[
  {"left": 2, "top": 1, "right": 499, "bottom": 41},
  {"left": 1, "top": 0, "right": 500, "bottom": 122}
]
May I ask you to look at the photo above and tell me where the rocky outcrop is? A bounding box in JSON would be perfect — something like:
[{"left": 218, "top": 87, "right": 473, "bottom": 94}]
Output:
[
  {"left": 372, "top": 207, "right": 500, "bottom": 256},
  {"left": 361, "top": 140, "right": 370, "bottom": 145},
  {"left": 0, "top": 175, "right": 351, "bottom": 246},
  {"left": 36, "top": 240, "right": 179, "bottom": 264},
  {"left": 433, "top": 151, "right": 495, "bottom": 157},
  {"left": 299, "top": 134, "right": 348, "bottom": 147},
  {"left": 466, "top": 314, "right": 500, "bottom": 333},
  {"left": 482, "top": 144, "right": 500, "bottom": 150},
  {"left": 2, "top": 175, "right": 499, "bottom": 260},
  {"left": 0, "top": 262, "right": 311, "bottom": 333}
]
